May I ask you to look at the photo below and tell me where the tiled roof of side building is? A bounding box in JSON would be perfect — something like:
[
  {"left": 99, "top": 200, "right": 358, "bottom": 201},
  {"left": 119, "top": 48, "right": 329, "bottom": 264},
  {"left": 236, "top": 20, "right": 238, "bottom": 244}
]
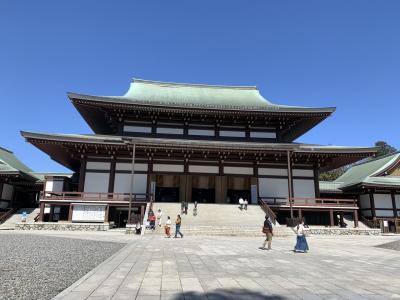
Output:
[
  {"left": 68, "top": 78, "right": 337, "bottom": 112},
  {"left": 0, "top": 146, "right": 39, "bottom": 181},
  {"left": 335, "top": 152, "right": 400, "bottom": 189}
]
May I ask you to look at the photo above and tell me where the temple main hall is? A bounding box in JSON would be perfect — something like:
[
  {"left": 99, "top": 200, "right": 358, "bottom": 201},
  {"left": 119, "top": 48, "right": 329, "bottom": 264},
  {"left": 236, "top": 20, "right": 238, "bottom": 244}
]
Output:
[{"left": 22, "top": 78, "right": 377, "bottom": 228}]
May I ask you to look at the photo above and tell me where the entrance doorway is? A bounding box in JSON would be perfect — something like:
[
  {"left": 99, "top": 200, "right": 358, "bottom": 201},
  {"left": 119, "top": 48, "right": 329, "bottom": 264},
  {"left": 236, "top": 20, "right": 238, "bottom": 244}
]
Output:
[
  {"left": 155, "top": 175, "right": 180, "bottom": 202},
  {"left": 108, "top": 206, "right": 140, "bottom": 228},
  {"left": 192, "top": 175, "right": 215, "bottom": 203},
  {"left": 226, "top": 176, "right": 251, "bottom": 204}
]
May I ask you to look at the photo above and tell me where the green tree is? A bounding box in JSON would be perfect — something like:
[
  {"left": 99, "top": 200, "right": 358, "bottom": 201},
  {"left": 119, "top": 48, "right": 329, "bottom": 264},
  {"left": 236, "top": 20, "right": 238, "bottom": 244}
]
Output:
[
  {"left": 319, "top": 166, "right": 347, "bottom": 181},
  {"left": 374, "top": 141, "right": 397, "bottom": 157}
]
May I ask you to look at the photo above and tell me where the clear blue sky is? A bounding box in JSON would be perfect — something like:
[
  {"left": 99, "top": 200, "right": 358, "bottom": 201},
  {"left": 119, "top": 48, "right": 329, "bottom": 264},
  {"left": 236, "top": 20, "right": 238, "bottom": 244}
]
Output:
[{"left": 0, "top": 1, "right": 399, "bottom": 172}]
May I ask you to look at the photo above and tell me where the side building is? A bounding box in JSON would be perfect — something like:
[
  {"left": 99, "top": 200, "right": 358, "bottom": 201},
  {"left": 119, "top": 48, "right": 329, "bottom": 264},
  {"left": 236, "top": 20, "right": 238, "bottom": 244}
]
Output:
[
  {"left": 320, "top": 152, "right": 400, "bottom": 232},
  {"left": 21, "top": 78, "right": 377, "bottom": 228}
]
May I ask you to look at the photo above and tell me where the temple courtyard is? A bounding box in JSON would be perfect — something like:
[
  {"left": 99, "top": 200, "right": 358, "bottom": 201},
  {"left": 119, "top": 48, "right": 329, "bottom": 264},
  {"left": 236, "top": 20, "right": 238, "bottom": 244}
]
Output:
[{"left": 1, "top": 231, "right": 400, "bottom": 300}]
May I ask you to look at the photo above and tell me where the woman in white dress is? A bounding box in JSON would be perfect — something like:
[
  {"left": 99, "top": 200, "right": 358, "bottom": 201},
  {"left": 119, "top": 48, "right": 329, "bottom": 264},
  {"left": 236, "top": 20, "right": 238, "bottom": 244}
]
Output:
[{"left": 294, "top": 220, "right": 309, "bottom": 253}]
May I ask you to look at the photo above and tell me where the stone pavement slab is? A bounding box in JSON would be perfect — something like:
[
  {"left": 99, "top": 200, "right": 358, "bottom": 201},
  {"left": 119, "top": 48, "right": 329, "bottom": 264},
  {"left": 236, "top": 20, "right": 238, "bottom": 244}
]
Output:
[{"left": 51, "top": 234, "right": 400, "bottom": 300}]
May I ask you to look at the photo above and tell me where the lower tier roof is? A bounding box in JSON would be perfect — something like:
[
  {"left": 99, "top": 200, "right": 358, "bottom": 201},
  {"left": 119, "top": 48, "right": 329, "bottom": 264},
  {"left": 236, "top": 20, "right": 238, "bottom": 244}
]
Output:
[{"left": 21, "top": 131, "right": 377, "bottom": 172}]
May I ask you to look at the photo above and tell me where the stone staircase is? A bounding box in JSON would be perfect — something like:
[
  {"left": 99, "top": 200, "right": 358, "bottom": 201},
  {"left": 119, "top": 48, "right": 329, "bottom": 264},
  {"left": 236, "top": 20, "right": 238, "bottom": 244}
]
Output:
[
  {"left": 147, "top": 203, "right": 294, "bottom": 237},
  {"left": 0, "top": 208, "right": 39, "bottom": 230}
]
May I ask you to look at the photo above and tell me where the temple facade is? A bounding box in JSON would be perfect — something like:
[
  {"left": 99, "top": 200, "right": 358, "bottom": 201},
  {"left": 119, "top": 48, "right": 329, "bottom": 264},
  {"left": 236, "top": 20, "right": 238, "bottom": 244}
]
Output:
[{"left": 22, "top": 79, "right": 377, "bottom": 228}]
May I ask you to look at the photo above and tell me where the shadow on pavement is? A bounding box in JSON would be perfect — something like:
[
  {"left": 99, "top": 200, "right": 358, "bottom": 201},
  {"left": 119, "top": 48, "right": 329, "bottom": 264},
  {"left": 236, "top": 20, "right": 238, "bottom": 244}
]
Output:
[{"left": 173, "top": 288, "right": 287, "bottom": 299}]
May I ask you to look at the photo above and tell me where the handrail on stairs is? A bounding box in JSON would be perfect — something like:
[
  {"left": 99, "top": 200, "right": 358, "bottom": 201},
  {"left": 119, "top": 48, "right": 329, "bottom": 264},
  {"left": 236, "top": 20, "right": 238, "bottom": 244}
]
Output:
[
  {"left": 0, "top": 207, "right": 20, "bottom": 224},
  {"left": 258, "top": 198, "right": 277, "bottom": 225}
]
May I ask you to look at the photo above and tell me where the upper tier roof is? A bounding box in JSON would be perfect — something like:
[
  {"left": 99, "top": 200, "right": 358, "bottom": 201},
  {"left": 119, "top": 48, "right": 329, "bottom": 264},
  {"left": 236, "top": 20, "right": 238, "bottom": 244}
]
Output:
[{"left": 68, "top": 78, "right": 336, "bottom": 112}]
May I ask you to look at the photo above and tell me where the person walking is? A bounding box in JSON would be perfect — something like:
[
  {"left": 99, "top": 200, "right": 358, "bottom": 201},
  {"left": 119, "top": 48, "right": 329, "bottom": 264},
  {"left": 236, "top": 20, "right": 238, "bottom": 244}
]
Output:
[
  {"left": 261, "top": 215, "right": 273, "bottom": 250},
  {"left": 238, "top": 197, "right": 244, "bottom": 210},
  {"left": 174, "top": 214, "right": 184, "bottom": 238},
  {"left": 165, "top": 216, "right": 172, "bottom": 238},
  {"left": 156, "top": 209, "right": 163, "bottom": 227},
  {"left": 244, "top": 199, "right": 248, "bottom": 210},
  {"left": 294, "top": 220, "right": 309, "bottom": 253},
  {"left": 193, "top": 201, "right": 198, "bottom": 216},
  {"left": 148, "top": 211, "right": 156, "bottom": 231}
]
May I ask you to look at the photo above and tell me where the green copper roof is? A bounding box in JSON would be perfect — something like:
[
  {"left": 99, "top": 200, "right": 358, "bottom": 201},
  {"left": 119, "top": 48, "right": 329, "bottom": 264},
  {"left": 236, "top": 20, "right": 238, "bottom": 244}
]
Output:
[
  {"left": 336, "top": 152, "right": 400, "bottom": 188},
  {"left": 68, "top": 78, "right": 336, "bottom": 112},
  {"left": 0, "top": 146, "right": 38, "bottom": 181},
  {"left": 319, "top": 152, "right": 400, "bottom": 191},
  {"left": 319, "top": 181, "right": 344, "bottom": 193}
]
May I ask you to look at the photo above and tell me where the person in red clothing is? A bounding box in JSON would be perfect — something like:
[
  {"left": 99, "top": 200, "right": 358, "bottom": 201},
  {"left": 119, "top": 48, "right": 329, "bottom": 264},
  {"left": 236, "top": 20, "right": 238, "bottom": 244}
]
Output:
[{"left": 148, "top": 211, "right": 156, "bottom": 230}]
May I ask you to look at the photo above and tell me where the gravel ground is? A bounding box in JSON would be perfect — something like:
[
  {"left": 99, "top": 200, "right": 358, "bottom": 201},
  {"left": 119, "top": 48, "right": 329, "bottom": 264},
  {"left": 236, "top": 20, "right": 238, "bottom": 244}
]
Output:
[
  {"left": 0, "top": 234, "right": 125, "bottom": 300},
  {"left": 376, "top": 239, "right": 400, "bottom": 251}
]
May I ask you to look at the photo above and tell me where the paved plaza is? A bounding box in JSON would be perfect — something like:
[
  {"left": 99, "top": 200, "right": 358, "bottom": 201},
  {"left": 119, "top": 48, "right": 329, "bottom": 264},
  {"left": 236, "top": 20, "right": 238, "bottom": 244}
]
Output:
[{"left": 2, "top": 231, "right": 400, "bottom": 300}]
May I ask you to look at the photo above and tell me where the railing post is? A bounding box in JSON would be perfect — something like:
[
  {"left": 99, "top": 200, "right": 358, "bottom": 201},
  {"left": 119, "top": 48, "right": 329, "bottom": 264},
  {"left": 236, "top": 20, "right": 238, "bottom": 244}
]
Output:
[
  {"left": 39, "top": 202, "right": 45, "bottom": 222},
  {"left": 354, "top": 210, "right": 359, "bottom": 228}
]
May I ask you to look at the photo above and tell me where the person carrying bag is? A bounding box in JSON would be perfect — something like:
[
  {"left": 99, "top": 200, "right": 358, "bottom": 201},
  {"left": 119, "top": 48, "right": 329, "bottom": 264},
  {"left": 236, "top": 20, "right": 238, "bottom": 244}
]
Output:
[{"left": 261, "top": 215, "right": 273, "bottom": 250}]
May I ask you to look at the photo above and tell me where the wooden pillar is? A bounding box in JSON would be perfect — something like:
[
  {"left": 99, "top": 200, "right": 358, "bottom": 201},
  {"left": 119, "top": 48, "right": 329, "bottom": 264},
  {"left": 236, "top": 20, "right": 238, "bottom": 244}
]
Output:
[
  {"left": 298, "top": 209, "right": 302, "bottom": 219},
  {"left": 287, "top": 151, "right": 294, "bottom": 218},
  {"left": 140, "top": 205, "right": 145, "bottom": 222},
  {"left": 128, "top": 143, "right": 136, "bottom": 225},
  {"left": 329, "top": 209, "right": 334, "bottom": 227},
  {"left": 369, "top": 192, "right": 376, "bottom": 219},
  {"left": 68, "top": 205, "right": 73, "bottom": 222},
  {"left": 179, "top": 175, "right": 186, "bottom": 203},
  {"left": 314, "top": 168, "right": 320, "bottom": 198},
  {"left": 108, "top": 160, "right": 116, "bottom": 194},
  {"left": 185, "top": 175, "right": 192, "bottom": 202},
  {"left": 339, "top": 212, "right": 344, "bottom": 227},
  {"left": 0, "top": 182, "right": 3, "bottom": 199},
  {"left": 104, "top": 205, "right": 109, "bottom": 223},
  {"left": 78, "top": 157, "right": 87, "bottom": 192},
  {"left": 391, "top": 192, "right": 397, "bottom": 218},
  {"left": 39, "top": 202, "right": 45, "bottom": 222},
  {"left": 354, "top": 210, "right": 359, "bottom": 228}
]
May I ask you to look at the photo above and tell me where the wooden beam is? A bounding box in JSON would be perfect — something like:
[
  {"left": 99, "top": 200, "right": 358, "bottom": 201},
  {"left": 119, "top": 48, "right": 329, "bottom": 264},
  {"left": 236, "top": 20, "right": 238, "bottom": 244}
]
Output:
[
  {"left": 369, "top": 192, "right": 376, "bottom": 220},
  {"left": 39, "top": 202, "right": 45, "bottom": 222},
  {"left": 354, "top": 210, "right": 359, "bottom": 228},
  {"left": 392, "top": 192, "right": 397, "bottom": 218},
  {"left": 108, "top": 160, "right": 116, "bottom": 193},
  {"left": 78, "top": 157, "right": 87, "bottom": 192},
  {"left": 68, "top": 205, "right": 73, "bottom": 222},
  {"left": 329, "top": 209, "right": 334, "bottom": 227}
]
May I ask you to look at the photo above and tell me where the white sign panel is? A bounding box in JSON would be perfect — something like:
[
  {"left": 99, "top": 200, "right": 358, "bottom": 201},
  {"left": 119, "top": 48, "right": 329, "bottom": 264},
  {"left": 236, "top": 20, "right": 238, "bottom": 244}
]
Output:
[{"left": 72, "top": 204, "right": 106, "bottom": 223}]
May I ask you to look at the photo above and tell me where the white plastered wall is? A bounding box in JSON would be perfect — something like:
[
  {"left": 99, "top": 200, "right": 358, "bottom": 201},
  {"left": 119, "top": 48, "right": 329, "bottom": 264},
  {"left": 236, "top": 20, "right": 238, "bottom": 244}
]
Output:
[
  {"left": 224, "top": 166, "right": 253, "bottom": 175},
  {"left": 189, "top": 165, "right": 219, "bottom": 174},
  {"left": 114, "top": 173, "right": 147, "bottom": 194},
  {"left": 258, "top": 178, "right": 289, "bottom": 198},
  {"left": 293, "top": 179, "right": 316, "bottom": 200},
  {"left": 374, "top": 193, "right": 394, "bottom": 217},
  {"left": 84, "top": 172, "right": 110, "bottom": 193},
  {"left": 396, "top": 194, "right": 400, "bottom": 208}
]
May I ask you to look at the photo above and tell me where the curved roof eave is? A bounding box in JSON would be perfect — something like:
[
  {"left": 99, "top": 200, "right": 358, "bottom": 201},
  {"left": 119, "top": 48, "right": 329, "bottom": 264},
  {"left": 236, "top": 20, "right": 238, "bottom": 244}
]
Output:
[
  {"left": 21, "top": 131, "right": 376, "bottom": 154},
  {"left": 67, "top": 92, "right": 336, "bottom": 114}
]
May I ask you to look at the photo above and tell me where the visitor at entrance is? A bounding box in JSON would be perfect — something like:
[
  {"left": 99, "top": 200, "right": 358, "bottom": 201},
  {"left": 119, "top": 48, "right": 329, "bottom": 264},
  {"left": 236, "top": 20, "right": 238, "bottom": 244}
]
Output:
[
  {"left": 193, "top": 201, "right": 198, "bottom": 216},
  {"left": 244, "top": 199, "right": 248, "bottom": 210},
  {"left": 165, "top": 216, "right": 171, "bottom": 238},
  {"left": 157, "top": 209, "right": 163, "bottom": 227},
  {"left": 181, "top": 201, "right": 185, "bottom": 214},
  {"left": 184, "top": 201, "right": 188, "bottom": 215},
  {"left": 294, "top": 220, "right": 309, "bottom": 253},
  {"left": 261, "top": 216, "right": 273, "bottom": 250},
  {"left": 174, "top": 214, "right": 184, "bottom": 238},
  {"left": 239, "top": 197, "right": 244, "bottom": 210}
]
